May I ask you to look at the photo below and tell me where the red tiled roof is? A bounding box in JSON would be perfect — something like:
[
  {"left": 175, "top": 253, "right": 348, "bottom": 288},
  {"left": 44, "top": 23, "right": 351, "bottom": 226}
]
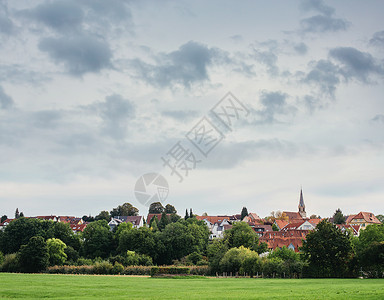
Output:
[
  {"left": 196, "top": 216, "right": 231, "bottom": 224},
  {"left": 70, "top": 224, "right": 87, "bottom": 232},
  {"left": 335, "top": 224, "right": 360, "bottom": 235},
  {"left": 248, "top": 213, "right": 261, "bottom": 221},
  {"left": 283, "top": 211, "right": 303, "bottom": 222},
  {"left": 260, "top": 230, "right": 310, "bottom": 252},
  {"left": 275, "top": 220, "right": 289, "bottom": 230},
  {"left": 0, "top": 218, "right": 14, "bottom": 226},
  {"left": 281, "top": 221, "right": 306, "bottom": 231},
  {"left": 351, "top": 212, "right": 381, "bottom": 224},
  {"left": 147, "top": 214, "right": 171, "bottom": 223},
  {"left": 308, "top": 218, "right": 322, "bottom": 226}
]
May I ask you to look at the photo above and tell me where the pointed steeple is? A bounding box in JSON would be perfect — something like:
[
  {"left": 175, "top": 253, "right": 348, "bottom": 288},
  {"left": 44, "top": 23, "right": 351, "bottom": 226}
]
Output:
[{"left": 298, "top": 188, "right": 306, "bottom": 218}]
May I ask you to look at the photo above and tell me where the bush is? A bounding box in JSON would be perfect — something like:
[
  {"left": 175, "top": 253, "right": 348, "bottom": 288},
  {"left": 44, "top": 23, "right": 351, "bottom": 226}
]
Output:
[
  {"left": 0, "top": 253, "right": 20, "bottom": 273},
  {"left": 112, "top": 262, "right": 124, "bottom": 274},
  {"left": 150, "top": 266, "right": 190, "bottom": 277},
  {"left": 0, "top": 251, "right": 4, "bottom": 265},
  {"left": 188, "top": 265, "right": 210, "bottom": 276},
  {"left": 93, "top": 261, "right": 113, "bottom": 275}
]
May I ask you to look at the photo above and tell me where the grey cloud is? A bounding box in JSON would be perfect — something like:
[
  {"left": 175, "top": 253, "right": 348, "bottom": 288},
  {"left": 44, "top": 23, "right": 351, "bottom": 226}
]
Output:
[
  {"left": 253, "top": 49, "right": 278, "bottom": 76},
  {"left": 38, "top": 35, "right": 112, "bottom": 76},
  {"left": 23, "top": 0, "right": 83, "bottom": 33},
  {"left": 302, "top": 59, "right": 340, "bottom": 97},
  {"left": 162, "top": 110, "right": 199, "bottom": 121},
  {"left": 0, "top": 63, "right": 51, "bottom": 85},
  {"left": 0, "top": 1, "right": 13, "bottom": 36},
  {"left": 249, "top": 91, "right": 296, "bottom": 124},
  {"left": 372, "top": 114, "right": 384, "bottom": 124},
  {"left": 32, "top": 110, "right": 63, "bottom": 129},
  {"left": 329, "top": 47, "right": 384, "bottom": 82},
  {"left": 130, "top": 41, "right": 226, "bottom": 88},
  {"left": 88, "top": 94, "right": 135, "bottom": 139},
  {"left": 293, "top": 42, "right": 308, "bottom": 55},
  {"left": 80, "top": 0, "right": 131, "bottom": 23},
  {"left": 300, "top": 0, "right": 334, "bottom": 16},
  {"left": 302, "top": 95, "right": 324, "bottom": 112},
  {"left": 369, "top": 31, "right": 384, "bottom": 48},
  {"left": 230, "top": 34, "right": 243, "bottom": 42},
  {"left": 203, "top": 139, "right": 299, "bottom": 169},
  {"left": 0, "top": 85, "right": 14, "bottom": 109},
  {"left": 300, "top": 15, "right": 348, "bottom": 33}
]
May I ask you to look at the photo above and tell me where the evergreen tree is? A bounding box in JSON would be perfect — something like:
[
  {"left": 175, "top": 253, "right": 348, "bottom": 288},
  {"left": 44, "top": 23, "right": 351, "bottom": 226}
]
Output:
[
  {"left": 184, "top": 209, "right": 189, "bottom": 220},
  {"left": 190, "top": 208, "right": 193, "bottom": 218},
  {"left": 158, "top": 211, "right": 169, "bottom": 231},
  {"left": 333, "top": 208, "right": 345, "bottom": 224},
  {"left": 1, "top": 215, "right": 7, "bottom": 223},
  {"left": 241, "top": 207, "right": 248, "bottom": 220},
  {"left": 15, "top": 208, "right": 20, "bottom": 219},
  {"left": 19, "top": 212, "right": 24, "bottom": 218}
]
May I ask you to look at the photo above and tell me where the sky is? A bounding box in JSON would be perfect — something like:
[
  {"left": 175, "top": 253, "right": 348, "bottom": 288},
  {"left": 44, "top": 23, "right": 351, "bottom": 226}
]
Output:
[{"left": 0, "top": 0, "right": 383, "bottom": 219}]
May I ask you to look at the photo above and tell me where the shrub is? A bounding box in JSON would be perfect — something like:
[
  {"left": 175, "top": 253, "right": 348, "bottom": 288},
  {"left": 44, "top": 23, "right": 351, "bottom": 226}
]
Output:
[
  {"left": 93, "top": 261, "right": 113, "bottom": 275},
  {"left": 0, "top": 253, "right": 20, "bottom": 273},
  {"left": 151, "top": 266, "right": 190, "bottom": 277},
  {"left": 0, "top": 251, "right": 4, "bottom": 265},
  {"left": 112, "top": 262, "right": 124, "bottom": 274}
]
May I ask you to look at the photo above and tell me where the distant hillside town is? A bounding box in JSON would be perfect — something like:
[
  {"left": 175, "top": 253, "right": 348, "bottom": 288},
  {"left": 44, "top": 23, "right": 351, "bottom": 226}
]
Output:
[{"left": 1, "top": 189, "right": 382, "bottom": 253}]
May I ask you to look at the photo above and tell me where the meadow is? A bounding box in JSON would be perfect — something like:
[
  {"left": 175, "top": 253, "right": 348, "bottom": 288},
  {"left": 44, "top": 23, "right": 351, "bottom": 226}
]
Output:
[{"left": 0, "top": 273, "right": 383, "bottom": 299}]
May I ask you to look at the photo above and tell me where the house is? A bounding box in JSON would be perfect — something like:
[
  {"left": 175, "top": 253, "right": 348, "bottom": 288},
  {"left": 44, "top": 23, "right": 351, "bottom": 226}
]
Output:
[
  {"left": 347, "top": 212, "right": 381, "bottom": 229},
  {"left": 70, "top": 223, "right": 87, "bottom": 234},
  {"left": 210, "top": 220, "right": 232, "bottom": 239},
  {"left": 252, "top": 224, "right": 273, "bottom": 237},
  {"left": 243, "top": 213, "right": 262, "bottom": 223},
  {"left": 58, "top": 216, "right": 83, "bottom": 224},
  {"left": 108, "top": 216, "right": 144, "bottom": 231},
  {"left": 146, "top": 213, "right": 172, "bottom": 224},
  {"left": 274, "top": 219, "right": 289, "bottom": 230},
  {"left": 0, "top": 218, "right": 14, "bottom": 230},
  {"left": 260, "top": 230, "right": 310, "bottom": 252},
  {"left": 34, "top": 215, "right": 59, "bottom": 222},
  {"left": 196, "top": 216, "right": 233, "bottom": 240},
  {"left": 336, "top": 224, "right": 360, "bottom": 236}
]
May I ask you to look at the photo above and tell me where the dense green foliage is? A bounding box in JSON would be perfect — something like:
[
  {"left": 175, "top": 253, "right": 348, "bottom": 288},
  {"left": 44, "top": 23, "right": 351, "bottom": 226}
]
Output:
[
  {"left": 19, "top": 236, "right": 49, "bottom": 273},
  {"left": 302, "top": 220, "right": 355, "bottom": 277}
]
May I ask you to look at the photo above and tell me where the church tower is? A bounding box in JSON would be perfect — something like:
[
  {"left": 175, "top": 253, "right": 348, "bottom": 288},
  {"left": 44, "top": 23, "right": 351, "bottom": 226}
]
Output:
[{"left": 298, "top": 188, "right": 306, "bottom": 218}]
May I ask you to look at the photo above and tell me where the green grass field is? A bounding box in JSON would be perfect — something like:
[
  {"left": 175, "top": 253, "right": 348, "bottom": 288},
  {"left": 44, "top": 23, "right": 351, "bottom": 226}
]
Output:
[{"left": 0, "top": 273, "right": 383, "bottom": 299}]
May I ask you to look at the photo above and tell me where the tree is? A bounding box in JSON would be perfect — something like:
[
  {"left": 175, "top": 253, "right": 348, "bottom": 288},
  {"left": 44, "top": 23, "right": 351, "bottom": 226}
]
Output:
[
  {"left": 82, "top": 215, "right": 95, "bottom": 222},
  {"left": 1, "top": 218, "right": 47, "bottom": 254},
  {"left": 301, "top": 220, "right": 355, "bottom": 277},
  {"left": 266, "top": 211, "right": 288, "bottom": 222},
  {"left": 310, "top": 214, "right": 321, "bottom": 219},
  {"left": 19, "top": 212, "right": 24, "bottom": 218},
  {"left": 95, "top": 210, "right": 111, "bottom": 222},
  {"left": 148, "top": 202, "right": 164, "bottom": 214},
  {"left": 184, "top": 209, "right": 189, "bottom": 220},
  {"left": 241, "top": 207, "right": 248, "bottom": 220},
  {"left": 48, "top": 222, "right": 81, "bottom": 250},
  {"left": 158, "top": 211, "right": 169, "bottom": 231},
  {"left": 1, "top": 215, "right": 7, "bottom": 223},
  {"left": 207, "top": 239, "right": 228, "bottom": 273},
  {"left": 18, "top": 236, "right": 49, "bottom": 273},
  {"left": 224, "top": 222, "right": 259, "bottom": 250},
  {"left": 190, "top": 208, "right": 194, "bottom": 218},
  {"left": 15, "top": 208, "right": 20, "bottom": 219},
  {"left": 110, "top": 203, "right": 139, "bottom": 217},
  {"left": 333, "top": 208, "right": 345, "bottom": 224},
  {"left": 219, "top": 246, "right": 260, "bottom": 275},
  {"left": 47, "top": 238, "right": 67, "bottom": 266},
  {"left": 164, "top": 204, "right": 177, "bottom": 214},
  {"left": 355, "top": 224, "right": 384, "bottom": 253},
  {"left": 272, "top": 223, "right": 279, "bottom": 231},
  {"left": 118, "top": 227, "right": 157, "bottom": 260},
  {"left": 82, "top": 220, "right": 113, "bottom": 258},
  {"left": 376, "top": 214, "right": 384, "bottom": 223}
]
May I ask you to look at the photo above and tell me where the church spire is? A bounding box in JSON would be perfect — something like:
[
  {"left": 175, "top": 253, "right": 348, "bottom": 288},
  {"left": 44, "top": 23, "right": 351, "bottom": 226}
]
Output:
[{"left": 298, "top": 188, "right": 306, "bottom": 218}]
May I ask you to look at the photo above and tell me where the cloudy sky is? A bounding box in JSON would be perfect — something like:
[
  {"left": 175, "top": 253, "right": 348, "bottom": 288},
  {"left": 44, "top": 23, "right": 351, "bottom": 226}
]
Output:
[{"left": 0, "top": 0, "right": 383, "bottom": 219}]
